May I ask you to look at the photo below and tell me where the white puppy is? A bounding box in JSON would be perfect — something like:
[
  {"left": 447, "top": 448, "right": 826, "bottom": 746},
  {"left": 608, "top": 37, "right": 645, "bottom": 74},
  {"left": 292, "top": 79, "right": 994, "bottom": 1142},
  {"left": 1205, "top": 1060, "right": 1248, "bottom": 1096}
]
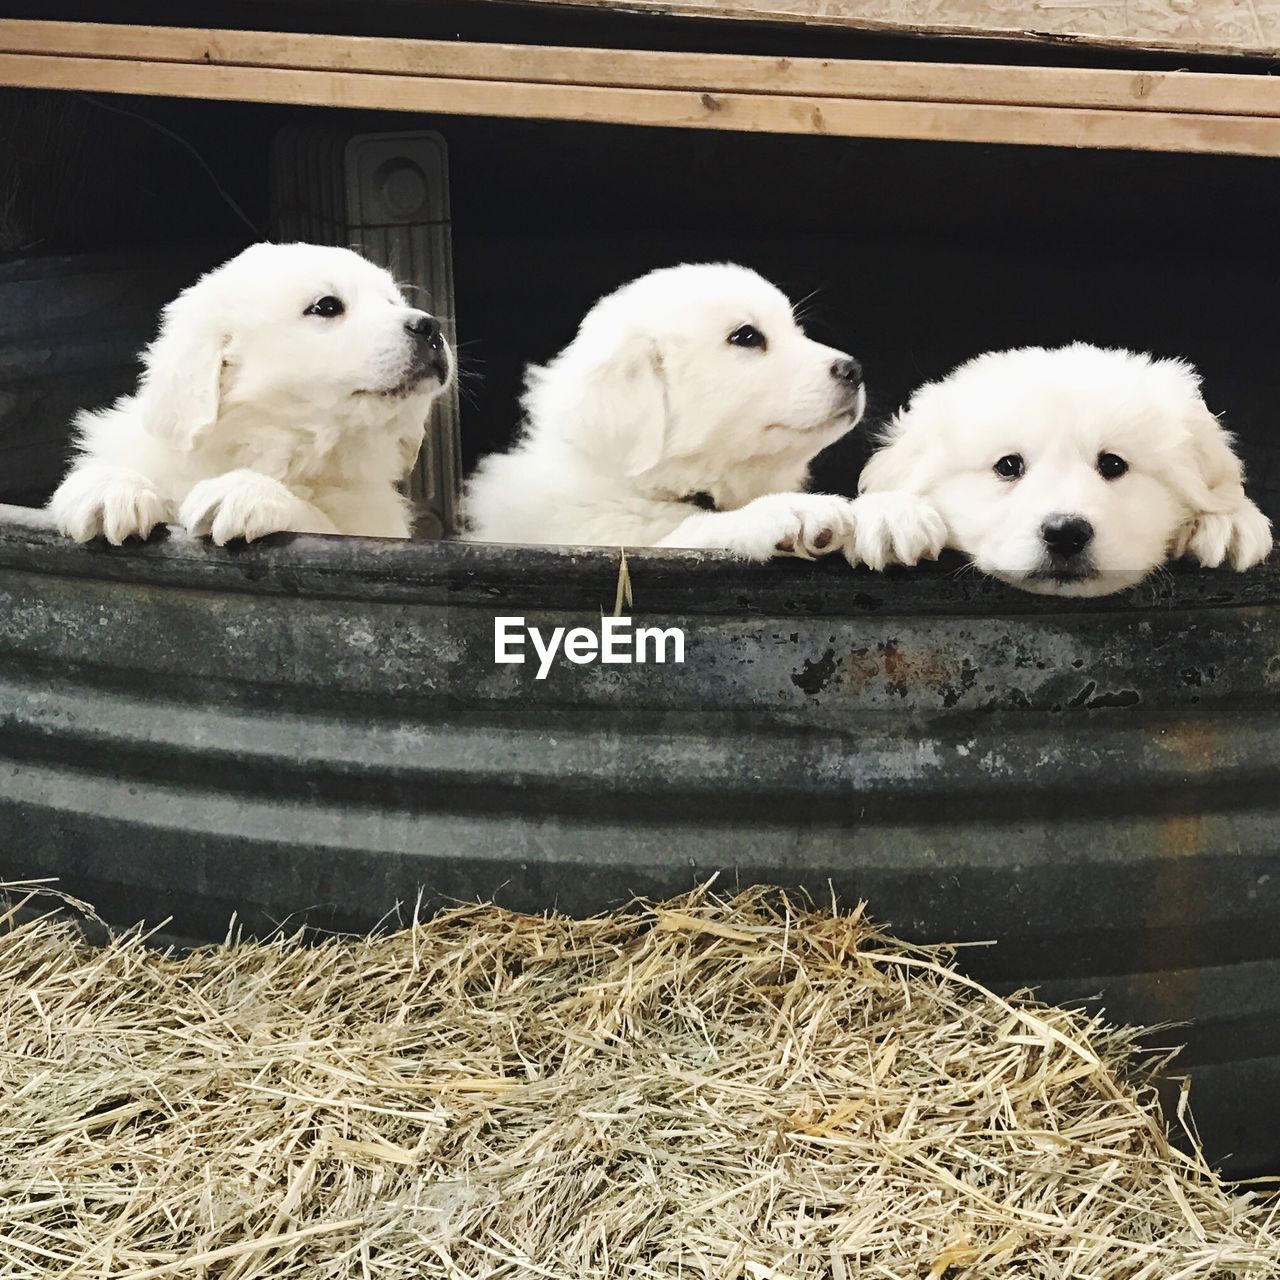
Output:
[
  {"left": 463, "top": 263, "right": 944, "bottom": 562},
  {"left": 49, "top": 242, "right": 452, "bottom": 544},
  {"left": 859, "top": 343, "right": 1272, "bottom": 597}
]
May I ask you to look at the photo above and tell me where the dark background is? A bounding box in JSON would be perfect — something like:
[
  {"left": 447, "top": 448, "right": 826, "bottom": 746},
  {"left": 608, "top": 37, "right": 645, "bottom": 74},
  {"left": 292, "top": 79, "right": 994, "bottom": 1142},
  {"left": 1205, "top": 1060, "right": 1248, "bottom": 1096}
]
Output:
[{"left": 2, "top": 69, "right": 1278, "bottom": 517}]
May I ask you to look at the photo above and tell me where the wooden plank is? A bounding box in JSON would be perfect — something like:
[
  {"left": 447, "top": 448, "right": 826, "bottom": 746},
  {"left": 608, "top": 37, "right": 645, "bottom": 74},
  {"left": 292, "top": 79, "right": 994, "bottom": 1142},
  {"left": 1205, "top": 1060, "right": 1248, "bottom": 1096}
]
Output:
[
  {"left": 4, "top": 19, "right": 1280, "bottom": 119},
  {"left": 3, "top": 51, "right": 1280, "bottom": 157},
  {"left": 471, "top": 0, "right": 1280, "bottom": 59}
]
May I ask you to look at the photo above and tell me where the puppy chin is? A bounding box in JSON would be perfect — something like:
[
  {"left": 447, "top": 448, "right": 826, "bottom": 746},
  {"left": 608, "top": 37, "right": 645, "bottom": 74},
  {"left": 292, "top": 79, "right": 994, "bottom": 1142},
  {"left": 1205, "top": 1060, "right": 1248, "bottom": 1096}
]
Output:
[
  {"left": 828, "top": 384, "right": 866, "bottom": 433},
  {"left": 798, "top": 394, "right": 866, "bottom": 443},
  {"left": 851, "top": 383, "right": 867, "bottom": 423},
  {"left": 770, "top": 385, "right": 864, "bottom": 438},
  {"left": 985, "top": 561, "right": 1152, "bottom": 598},
  {"left": 359, "top": 358, "right": 451, "bottom": 400}
]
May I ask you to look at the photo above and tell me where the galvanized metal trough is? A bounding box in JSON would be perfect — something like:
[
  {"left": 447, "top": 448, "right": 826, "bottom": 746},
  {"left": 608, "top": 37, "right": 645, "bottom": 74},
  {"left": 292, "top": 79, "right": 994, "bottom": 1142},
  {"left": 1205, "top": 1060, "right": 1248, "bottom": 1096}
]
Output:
[{"left": 1, "top": 502, "right": 1277, "bottom": 1173}]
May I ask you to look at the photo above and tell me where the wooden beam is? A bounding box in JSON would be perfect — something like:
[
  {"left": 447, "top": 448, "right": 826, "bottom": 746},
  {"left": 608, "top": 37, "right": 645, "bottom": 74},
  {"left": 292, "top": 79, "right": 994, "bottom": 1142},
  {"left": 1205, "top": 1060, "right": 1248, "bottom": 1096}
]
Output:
[
  {"left": 4, "top": 19, "right": 1280, "bottom": 117},
  {"left": 466, "top": 0, "right": 1280, "bottom": 60},
  {"left": 2, "top": 21, "right": 1280, "bottom": 156}
]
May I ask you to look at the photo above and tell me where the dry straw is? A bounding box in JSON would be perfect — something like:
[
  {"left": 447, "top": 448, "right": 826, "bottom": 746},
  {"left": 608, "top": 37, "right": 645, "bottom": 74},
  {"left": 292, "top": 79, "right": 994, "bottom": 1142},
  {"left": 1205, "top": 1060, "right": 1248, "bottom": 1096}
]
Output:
[{"left": 0, "top": 882, "right": 1276, "bottom": 1279}]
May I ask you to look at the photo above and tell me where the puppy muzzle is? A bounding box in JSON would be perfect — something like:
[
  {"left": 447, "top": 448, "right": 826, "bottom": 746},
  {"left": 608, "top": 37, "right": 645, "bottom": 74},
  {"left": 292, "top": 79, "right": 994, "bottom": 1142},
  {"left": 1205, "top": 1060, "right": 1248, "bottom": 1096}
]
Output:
[
  {"left": 1028, "top": 513, "right": 1097, "bottom": 583},
  {"left": 410, "top": 349, "right": 453, "bottom": 388},
  {"left": 829, "top": 358, "right": 865, "bottom": 420},
  {"left": 406, "top": 312, "right": 453, "bottom": 388},
  {"left": 397, "top": 340, "right": 453, "bottom": 395}
]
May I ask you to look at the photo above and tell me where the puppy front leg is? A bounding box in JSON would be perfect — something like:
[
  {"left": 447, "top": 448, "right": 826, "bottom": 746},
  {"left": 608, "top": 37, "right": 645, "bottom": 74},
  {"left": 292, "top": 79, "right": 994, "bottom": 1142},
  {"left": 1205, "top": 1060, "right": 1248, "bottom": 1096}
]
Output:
[
  {"left": 179, "top": 469, "right": 339, "bottom": 544},
  {"left": 314, "top": 487, "right": 413, "bottom": 539},
  {"left": 655, "top": 492, "right": 857, "bottom": 561}
]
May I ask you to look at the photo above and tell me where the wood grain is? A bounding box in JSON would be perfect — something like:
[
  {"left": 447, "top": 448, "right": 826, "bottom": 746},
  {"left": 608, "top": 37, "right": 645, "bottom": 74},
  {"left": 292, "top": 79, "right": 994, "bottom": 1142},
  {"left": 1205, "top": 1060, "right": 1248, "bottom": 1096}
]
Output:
[
  {"left": 471, "top": 0, "right": 1280, "bottom": 58},
  {"left": 3, "top": 21, "right": 1280, "bottom": 155},
  {"left": 4, "top": 21, "right": 1280, "bottom": 116}
]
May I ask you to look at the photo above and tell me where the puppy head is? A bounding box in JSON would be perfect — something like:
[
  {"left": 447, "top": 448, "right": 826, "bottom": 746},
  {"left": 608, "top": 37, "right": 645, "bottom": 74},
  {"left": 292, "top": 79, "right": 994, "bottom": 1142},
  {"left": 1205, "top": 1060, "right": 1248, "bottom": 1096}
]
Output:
[
  {"left": 861, "top": 343, "right": 1261, "bottom": 597},
  {"left": 138, "top": 242, "right": 453, "bottom": 449},
  {"left": 523, "top": 263, "right": 864, "bottom": 483}
]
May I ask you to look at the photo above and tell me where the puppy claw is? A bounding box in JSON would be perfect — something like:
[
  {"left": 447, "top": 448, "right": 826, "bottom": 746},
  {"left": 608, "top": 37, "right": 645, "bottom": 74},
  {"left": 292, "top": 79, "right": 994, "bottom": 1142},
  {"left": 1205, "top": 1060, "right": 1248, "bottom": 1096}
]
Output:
[
  {"left": 847, "top": 492, "right": 948, "bottom": 571},
  {"left": 103, "top": 489, "right": 167, "bottom": 546},
  {"left": 724, "top": 493, "right": 855, "bottom": 562},
  {"left": 1186, "top": 515, "right": 1232, "bottom": 568},
  {"left": 179, "top": 470, "right": 335, "bottom": 544},
  {"left": 48, "top": 465, "right": 172, "bottom": 544},
  {"left": 179, "top": 490, "right": 220, "bottom": 540},
  {"left": 1180, "top": 503, "right": 1273, "bottom": 571},
  {"left": 1228, "top": 503, "right": 1274, "bottom": 570}
]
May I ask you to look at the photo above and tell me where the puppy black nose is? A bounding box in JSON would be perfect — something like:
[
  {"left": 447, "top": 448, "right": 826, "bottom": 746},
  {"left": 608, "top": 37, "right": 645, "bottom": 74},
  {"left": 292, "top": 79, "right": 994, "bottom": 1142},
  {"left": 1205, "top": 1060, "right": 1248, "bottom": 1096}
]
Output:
[
  {"left": 1041, "top": 514, "right": 1094, "bottom": 559},
  {"left": 406, "top": 312, "right": 444, "bottom": 351},
  {"left": 831, "top": 357, "right": 863, "bottom": 388}
]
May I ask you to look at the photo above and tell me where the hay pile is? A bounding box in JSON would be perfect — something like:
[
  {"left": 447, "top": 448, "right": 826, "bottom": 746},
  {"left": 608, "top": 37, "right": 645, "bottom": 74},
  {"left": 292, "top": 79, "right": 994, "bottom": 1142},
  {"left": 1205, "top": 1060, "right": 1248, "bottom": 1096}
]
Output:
[{"left": 0, "top": 886, "right": 1276, "bottom": 1279}]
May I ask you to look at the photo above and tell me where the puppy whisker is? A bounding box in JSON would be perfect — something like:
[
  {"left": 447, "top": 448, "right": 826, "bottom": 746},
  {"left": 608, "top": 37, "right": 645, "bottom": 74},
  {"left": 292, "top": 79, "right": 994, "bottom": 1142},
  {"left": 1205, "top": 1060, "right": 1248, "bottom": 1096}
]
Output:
[
  {"left": 396, "top": 283, "right": 447, "bottom": 315},
  {"left": 790, "top": 288, "right": 823, "bottom": 327},
  {"left": 454, "top": 381, "right": 483, "bottom": 412},
  {"left": 452, "top": 355, "right": 486, "bottom": 388},
  {"left": 1142, "top": 564, "right": 1176, "bottom": 607}
]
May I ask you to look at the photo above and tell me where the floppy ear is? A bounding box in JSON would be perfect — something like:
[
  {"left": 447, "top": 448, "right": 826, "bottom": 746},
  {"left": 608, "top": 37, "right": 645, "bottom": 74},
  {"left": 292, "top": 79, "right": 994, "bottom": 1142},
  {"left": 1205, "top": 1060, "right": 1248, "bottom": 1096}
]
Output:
[
  {"left": 1170, "top": 401, "right": 1249, "bottom": 516},
  {"left": 578, "top": 333, "right": 670, "bottom": 478},
  {"left": 136, "top": 288, "right": 227, "bottom": 450},
  {"left": 529, "top": 331, "right": 670, "bottom": 478},
  {"left": 858, "top": 415, "right": 935, "bottom": 495},
  {"left": 1167, "top": 400, "right": 1273, "bottom": 569}
]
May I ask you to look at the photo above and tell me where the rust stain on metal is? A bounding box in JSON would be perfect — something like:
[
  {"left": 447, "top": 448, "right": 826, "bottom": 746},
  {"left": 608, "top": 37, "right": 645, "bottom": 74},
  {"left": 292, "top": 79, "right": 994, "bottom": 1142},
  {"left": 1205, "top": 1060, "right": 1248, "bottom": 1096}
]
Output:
[
  {"left": 829, "top": 641, "right": 977, "bottom": 706},
  {"left": 1160, "top": 721, "right": 1219, "bottom": 771},
  {"left": 879, "top": 642, "right": 957, "bottom": 689},
  {"left": 1146, "top": 813, "right": 1206, "bottom": 1018},
  {"left": 1159, "top": 814, "right": 1203, "bottom": 858},
  {"left": 842, "top": 647, "right": 881, "bottom": 684}
]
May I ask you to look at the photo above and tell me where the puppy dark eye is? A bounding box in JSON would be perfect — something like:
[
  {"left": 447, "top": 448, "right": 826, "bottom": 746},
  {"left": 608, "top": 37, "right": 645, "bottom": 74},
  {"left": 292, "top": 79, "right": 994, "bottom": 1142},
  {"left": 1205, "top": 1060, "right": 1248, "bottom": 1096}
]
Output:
[
  {"left": 994, "top": 453, "right": 1025, "bottom": 480},
  {"left": 728, "top": 324, "right": 766, "bottom": 350},
  {"left": 304, "top": 295, "right": 345, "bottom": 318},
  {"left": 1098, "top": 452, "right": 1128, "bottom": 480}
]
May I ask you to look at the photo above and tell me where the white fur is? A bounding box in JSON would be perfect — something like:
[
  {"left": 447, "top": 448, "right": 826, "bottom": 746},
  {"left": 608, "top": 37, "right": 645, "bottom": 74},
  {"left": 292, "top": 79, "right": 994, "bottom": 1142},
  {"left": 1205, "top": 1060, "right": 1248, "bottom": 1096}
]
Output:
[
  {"left": 463, "top": 263, "right": 917, "bottom": 561},
  {"left": 859, "top": 343, "right": 1273, "bottom": 597},
  {"left": 48, "top": 242, "right": 452, "bottom": 544}
]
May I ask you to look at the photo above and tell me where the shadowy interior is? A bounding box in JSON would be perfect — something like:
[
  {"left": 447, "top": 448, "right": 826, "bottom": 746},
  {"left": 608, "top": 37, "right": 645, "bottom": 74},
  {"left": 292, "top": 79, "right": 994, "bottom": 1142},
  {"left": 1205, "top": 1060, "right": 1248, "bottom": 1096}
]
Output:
[{"left": 3, "top": 89, "right": 1277, "bottom": 526}]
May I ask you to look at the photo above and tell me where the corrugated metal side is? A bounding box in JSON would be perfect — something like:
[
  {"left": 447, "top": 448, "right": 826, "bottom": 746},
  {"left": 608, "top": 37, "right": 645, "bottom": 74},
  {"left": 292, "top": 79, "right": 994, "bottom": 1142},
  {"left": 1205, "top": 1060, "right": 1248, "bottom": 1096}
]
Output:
[{"left": 0, "top": 505, "right": 1277, "bottom": 1173}]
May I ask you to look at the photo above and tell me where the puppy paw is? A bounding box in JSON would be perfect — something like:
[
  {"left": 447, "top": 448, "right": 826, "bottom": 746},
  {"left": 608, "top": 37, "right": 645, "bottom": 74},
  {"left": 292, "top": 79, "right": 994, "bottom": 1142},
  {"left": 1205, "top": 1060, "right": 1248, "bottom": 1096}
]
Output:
[
  {"left": 725, "top": 493, "right": 857, "bottom": 561},
  {"left": 1178, "top": 502, "right": 1273, "bottom": 571},
  {"left": 180, "top": 470, "right": 334, "bottom": 545},
  {"left": 48, "top": 465, "right": 172, "bottom": 545},
  {"left": 847, "top": 492, "right": 948, "bottom": 571}
]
